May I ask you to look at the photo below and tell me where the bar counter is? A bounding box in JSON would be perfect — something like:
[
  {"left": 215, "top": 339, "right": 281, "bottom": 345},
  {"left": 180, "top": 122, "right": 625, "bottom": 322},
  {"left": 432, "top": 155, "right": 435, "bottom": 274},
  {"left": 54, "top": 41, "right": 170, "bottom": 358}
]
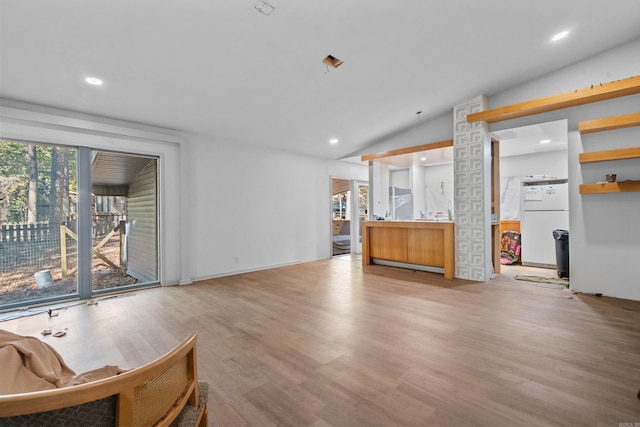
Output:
[{"left": 362, "top": 220, "right": 455, "bottom": 279}]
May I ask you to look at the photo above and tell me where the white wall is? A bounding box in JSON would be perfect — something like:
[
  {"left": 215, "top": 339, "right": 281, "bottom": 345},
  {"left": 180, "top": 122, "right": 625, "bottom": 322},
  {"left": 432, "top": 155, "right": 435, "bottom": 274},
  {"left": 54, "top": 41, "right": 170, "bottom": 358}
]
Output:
[
  {"left": 498, "top": 150, "right": 568, "bottom": 220},
  {"left": 349, "top": 111, "right": 453, "bottom": 157},
  {"left": 370, "top": 162, "right": 390, "bottom": 218},
  {"left": 487, "top": 37, "right": 640, "bottom": 300},
  {"left": 411, "top": 164, "right": 426, "bottom": 219},
  {"left": 489, "top": 37, "right": 640, "bottom": 115},
  {"left": 424, "top": 164, "right": 454, "bottom": 218},
  {"left": 500, "top": 150, "right": 568, "bottom": 178},
  {"left": 328, "top": 160, "right": 369, "bottom": 182},
  {"left": 569, "top": 126, "right": 640, "bottom": 301},
  {"left": 390, "top": 169, "right": 410, "bottom": 188},
  {"left": 186, "top": 135, "right": 368, "bottom": 281}
]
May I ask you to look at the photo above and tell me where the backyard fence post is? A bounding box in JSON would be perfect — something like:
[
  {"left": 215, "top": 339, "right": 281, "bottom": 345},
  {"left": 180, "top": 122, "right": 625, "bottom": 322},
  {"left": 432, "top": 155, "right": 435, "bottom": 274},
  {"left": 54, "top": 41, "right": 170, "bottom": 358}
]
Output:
[{"left": 60, "top": 225, "right": 67, "bottom": 279}]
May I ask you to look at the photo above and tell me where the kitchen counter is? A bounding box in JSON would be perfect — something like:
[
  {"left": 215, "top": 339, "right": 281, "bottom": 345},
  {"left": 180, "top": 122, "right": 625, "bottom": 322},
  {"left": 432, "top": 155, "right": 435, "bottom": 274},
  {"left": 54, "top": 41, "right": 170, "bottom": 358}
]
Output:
[{"left": 362, "top": 220, "right": 455, "bottom": 279}]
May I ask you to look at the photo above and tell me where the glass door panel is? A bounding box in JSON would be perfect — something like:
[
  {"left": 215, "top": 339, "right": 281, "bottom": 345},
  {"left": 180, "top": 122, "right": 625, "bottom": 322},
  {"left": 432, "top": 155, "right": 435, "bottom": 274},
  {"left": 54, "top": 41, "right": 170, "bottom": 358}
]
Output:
[
  {"left": 0, "top": 140, "right": 78, "bottom": 309},
  {"left": 91, "top": 151, "right": 158, "bottom": 292}
]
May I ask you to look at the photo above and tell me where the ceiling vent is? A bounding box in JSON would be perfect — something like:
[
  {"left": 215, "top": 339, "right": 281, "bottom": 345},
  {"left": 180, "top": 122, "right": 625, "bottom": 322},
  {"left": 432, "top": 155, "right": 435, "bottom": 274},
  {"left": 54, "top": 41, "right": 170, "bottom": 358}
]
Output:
[
  {"left": 255, "top": 1, "right": 275, "bottom": 15},
  {"left": 322, "top": 55, "right": 343, "bottom": 69}
]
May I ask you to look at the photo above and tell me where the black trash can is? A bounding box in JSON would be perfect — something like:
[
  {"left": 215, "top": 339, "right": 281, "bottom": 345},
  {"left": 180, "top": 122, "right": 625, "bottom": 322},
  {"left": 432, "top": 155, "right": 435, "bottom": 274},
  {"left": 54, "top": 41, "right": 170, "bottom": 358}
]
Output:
[{"left": 552, "top": 229, "right": 569, "bottom": 278}]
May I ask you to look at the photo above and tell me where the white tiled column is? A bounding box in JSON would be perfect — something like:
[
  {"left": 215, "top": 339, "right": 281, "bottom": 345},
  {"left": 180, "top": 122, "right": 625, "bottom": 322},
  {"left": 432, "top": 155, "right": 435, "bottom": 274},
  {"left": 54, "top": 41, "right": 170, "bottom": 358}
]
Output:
[{"left": 453, "top": 96, "right": 491, "bottom": 281}]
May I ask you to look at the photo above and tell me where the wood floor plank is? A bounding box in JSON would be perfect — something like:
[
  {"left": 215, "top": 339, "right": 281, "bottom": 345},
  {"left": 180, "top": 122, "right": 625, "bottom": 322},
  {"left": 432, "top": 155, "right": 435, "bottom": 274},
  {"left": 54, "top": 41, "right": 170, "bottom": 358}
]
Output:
[{"left": 2, "top": 258, "right": 640, "bottom": 426}]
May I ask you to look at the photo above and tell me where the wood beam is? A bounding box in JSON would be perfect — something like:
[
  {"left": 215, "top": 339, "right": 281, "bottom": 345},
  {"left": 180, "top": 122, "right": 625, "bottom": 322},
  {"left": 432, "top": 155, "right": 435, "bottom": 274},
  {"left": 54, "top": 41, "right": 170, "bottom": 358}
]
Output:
[
  {"left": 467, "top": 75, "right": 640, "bottom": 123},
  {"left": 578, "top": 112, "right": 640, "bottom": 134},
  {"left": 361, "top": 140, "right": 453, "bottom": 162}
]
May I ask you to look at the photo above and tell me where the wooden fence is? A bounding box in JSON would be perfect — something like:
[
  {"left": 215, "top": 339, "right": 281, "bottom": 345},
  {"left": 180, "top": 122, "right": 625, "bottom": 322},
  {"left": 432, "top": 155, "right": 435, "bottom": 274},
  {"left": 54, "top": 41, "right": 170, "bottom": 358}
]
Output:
[
  {"left": 0, "top": 222, "right": 55, "bottom": 244},
  {"left": 60, "top": 221, "right": 126, "bottom": 278},
  {"left": 1, "top": 214, "right": 125, "bottom": 243}
]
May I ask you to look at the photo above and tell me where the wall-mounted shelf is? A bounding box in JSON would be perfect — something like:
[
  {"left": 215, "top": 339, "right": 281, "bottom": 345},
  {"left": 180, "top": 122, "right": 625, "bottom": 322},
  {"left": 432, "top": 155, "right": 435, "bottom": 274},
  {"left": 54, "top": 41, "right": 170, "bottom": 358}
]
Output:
[
  {"left": 467, "top": 76, "right": 640, "bottom": 124},
  {"left": 578, "top": 112, "right": 640, "bottom": 134},
  {"left": 579, "top": 147, "right": 640, "bottom": 163},
  {"left": 578, "top": 112, "right": 640, "bottom": 194},
  {"left": 580, "top": 181, "right": 640, "bottom": 194}
]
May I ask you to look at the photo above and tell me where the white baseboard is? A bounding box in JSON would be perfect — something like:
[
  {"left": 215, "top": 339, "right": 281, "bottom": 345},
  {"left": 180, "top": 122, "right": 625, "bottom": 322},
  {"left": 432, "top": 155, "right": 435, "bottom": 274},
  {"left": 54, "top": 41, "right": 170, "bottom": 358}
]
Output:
[{"left": 191, "top": 260, "right": 301, "bottom": 283}]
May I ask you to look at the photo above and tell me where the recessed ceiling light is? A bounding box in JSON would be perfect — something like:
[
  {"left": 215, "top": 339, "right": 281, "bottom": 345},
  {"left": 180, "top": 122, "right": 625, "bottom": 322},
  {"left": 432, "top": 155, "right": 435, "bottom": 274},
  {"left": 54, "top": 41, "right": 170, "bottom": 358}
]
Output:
[
  {"left": 539, "top": 139, "right": 551, "bottom": 144},
  {"left": 85, "top": 77, "right": 103, "bottom": 86},
  {"left": 551, "top": 31, "right": 569, "bottom": 42},
  {"left": 420, "top": 157, "right": 427, "bottom": 161},
  {"left": 329, "top": 138, "right": 339, "bottom": 144}
]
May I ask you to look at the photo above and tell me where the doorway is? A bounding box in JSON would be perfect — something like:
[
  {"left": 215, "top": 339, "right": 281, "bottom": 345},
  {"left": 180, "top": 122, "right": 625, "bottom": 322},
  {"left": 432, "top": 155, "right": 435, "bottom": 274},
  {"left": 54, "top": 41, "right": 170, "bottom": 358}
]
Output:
[
  {"left": 491, "top": 119, "right": 569, "bottom": 280},
  {"left": 90, "top": 151, "right": 159, "bottom": 294},
  {"left": 331, "top": 177, "right": 351, "bottom": 256},
  {"left": 330, "top": 178, "right": 368, "bottom": 256}
]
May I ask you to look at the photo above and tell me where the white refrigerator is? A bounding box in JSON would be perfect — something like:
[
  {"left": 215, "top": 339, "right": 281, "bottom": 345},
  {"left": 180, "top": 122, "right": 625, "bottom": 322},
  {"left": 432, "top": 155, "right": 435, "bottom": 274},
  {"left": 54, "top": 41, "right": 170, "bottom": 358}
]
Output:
[{"left": 520, "top": 179, "right": 569, "bottom": 268}]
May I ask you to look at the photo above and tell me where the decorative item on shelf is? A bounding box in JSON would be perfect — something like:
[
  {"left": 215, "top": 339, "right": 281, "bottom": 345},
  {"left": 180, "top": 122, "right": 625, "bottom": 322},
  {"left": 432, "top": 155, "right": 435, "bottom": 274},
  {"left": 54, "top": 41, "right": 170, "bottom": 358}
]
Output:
[{"left": 606, "top": 174, "right": 617, "bottom": 183}]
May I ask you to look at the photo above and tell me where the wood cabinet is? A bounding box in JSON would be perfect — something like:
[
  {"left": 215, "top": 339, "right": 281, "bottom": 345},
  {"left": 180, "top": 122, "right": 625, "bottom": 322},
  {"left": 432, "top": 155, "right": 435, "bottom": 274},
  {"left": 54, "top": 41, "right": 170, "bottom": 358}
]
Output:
[
  {"left": 500, "top": 220, "right": 520, "bottom": 235},
  {"left": 407, "top": 228, "right": 445, "bottom": 267},
  {"left": 362, "top": 221, "right": 454, "bottom": 279},
  {"left": 368, "top": 227, "right": 408, "bottom": 261}
]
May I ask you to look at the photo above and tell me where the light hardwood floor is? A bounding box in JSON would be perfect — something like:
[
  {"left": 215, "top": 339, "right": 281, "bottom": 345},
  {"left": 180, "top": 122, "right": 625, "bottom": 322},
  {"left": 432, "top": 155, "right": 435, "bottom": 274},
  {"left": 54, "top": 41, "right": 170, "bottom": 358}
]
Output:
[{"left": 2, "top": 257, "right": 640, "bottom": 426}]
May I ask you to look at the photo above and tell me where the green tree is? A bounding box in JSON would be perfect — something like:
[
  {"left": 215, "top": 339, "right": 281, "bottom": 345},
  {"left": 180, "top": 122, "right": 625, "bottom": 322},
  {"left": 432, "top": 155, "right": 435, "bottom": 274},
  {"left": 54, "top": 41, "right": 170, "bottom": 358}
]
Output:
[
  {"left": 0, "top": 140, "right": 27, "bottom": 223},
  {"left": 1, "top": 140, "right": 76, "bottom": 224},
  {"left": 27, "top": 144, "right": 38, "bottom": 223}
]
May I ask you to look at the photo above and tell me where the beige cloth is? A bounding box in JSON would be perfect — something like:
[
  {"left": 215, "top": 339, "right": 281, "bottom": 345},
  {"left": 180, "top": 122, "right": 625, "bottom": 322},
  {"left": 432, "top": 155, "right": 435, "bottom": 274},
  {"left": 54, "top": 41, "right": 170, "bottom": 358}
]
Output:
[{"left": 0, "top": 329, "right": 121, "bottom": 395}]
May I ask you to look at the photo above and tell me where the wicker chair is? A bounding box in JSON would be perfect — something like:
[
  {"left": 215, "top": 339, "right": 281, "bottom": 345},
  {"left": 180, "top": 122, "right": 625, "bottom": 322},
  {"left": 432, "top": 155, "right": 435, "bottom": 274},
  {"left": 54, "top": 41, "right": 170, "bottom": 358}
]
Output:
[{"left": 0, "top": 333, "right": 208, "bottom": 427}]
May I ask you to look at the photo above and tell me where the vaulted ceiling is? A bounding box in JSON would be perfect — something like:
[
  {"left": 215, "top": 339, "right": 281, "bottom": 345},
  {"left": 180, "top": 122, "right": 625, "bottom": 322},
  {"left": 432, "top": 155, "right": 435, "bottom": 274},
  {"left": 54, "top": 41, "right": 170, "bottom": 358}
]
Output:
[{"left": 2, "top": 1, "right": 639, "bottom": 160}]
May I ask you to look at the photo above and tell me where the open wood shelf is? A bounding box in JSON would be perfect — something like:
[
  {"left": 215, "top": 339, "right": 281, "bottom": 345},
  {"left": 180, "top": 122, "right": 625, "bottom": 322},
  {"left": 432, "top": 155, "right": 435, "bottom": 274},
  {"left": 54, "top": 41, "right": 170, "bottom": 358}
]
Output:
[
  {"left": 580, "top": 181, "right": 640, "bottom": 194},
  {"left": 467, "top": 76, "right": 640, "bottom": 123},
  {"left": 578, "top": 112, "right": 640, "bottom": 134},
  {"left": 579, "top": 147, "right": 640, "bottom": 163}
]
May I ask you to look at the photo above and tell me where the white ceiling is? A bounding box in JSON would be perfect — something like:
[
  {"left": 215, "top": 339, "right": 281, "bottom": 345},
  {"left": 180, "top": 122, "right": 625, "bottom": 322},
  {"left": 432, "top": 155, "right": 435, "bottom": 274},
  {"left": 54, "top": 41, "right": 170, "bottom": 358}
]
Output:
[
  {"left": 368, "top": 118, "right": 568, "bottom": 170},
  {"left": 2, "top": 1, "right": 640, "bottom": 160},
  {"left": 493, "top": 120, "right": 568, "bottom": 158}
]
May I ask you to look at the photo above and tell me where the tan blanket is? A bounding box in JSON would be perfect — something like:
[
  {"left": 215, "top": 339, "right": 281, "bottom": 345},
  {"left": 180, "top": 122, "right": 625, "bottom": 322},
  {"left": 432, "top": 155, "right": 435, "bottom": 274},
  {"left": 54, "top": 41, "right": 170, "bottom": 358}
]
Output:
[{"left": 0, "top": 329, "right": 121, "bottom": 395}]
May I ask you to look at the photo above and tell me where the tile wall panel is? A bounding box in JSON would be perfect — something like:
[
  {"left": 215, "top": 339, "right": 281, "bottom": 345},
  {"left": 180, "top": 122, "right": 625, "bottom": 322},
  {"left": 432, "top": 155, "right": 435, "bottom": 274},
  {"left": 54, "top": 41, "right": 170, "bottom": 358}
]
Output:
[{"left": 453, "top": 96, "right": 489, "bottom": 281}]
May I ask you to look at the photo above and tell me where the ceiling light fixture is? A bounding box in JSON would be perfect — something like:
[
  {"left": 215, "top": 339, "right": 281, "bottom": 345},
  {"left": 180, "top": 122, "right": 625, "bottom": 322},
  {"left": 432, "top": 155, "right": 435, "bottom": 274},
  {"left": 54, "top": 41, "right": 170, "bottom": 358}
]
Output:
[
  {"left": 254, "top": 1, "right": 275, "bottom": 15},
  {"left": 85, "top": 77, "right": 103, "bottom": 86},
  {"left": 329, "top": 138, "right": 339, "bottom": 145},
  {"left": 551, "top": 31, "right": 569, "bottom": 42},
  {"left": 539, "top": 139, "right": 551, "bottom": 144},
  {"left": 420, "top": 156, "right": 427, "bottom": 161}
]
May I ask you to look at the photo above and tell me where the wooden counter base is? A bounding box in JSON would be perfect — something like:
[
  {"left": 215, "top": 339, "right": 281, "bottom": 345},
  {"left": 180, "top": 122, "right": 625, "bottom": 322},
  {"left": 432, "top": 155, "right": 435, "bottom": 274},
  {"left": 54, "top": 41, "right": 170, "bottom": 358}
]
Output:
[{"left": 362, "top": 221, "right": 455, "bottom": 279}]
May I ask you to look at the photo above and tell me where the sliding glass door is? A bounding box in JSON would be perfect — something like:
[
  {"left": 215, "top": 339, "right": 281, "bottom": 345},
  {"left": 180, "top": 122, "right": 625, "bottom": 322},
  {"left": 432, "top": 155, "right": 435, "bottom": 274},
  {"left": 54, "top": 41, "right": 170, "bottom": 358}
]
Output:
[{"left": 0, "top": 140, "right": 159, "bottom": 309}]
